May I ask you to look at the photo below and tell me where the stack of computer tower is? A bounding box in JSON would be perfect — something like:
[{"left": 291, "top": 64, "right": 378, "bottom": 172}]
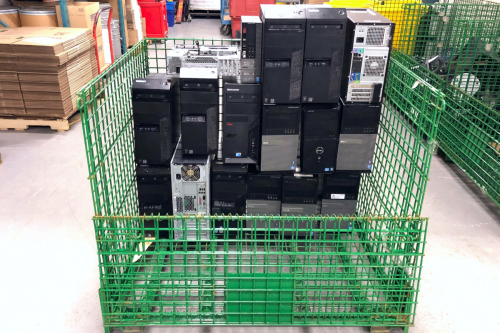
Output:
[
  {"left": 132, "top": 73, "right": 180, "bottom": 238},
  {"left": 259, "top": 5, "right": 305, "bottom": 175},
  {"left": 131, "top": 4, "right": 395, "bottom": 240}
]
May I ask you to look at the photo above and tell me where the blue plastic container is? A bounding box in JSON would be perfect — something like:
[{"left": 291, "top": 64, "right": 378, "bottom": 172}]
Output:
[{"left": 166, "top": 1, "right": 176, "bottom": 27}]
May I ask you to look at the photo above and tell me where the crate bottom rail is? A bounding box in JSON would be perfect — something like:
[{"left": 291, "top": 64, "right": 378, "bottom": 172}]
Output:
[{"left": 95, "top": 216, "right": 426, "bottom": 333}]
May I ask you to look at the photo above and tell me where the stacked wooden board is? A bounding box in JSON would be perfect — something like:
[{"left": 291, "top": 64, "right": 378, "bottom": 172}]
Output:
[{"left": 0, "top": 27, "right": 98, "bottom": 119}]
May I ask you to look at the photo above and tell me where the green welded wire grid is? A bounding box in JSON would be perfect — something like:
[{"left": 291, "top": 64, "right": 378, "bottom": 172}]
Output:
[
  {"left": 76, "top": 38, "right": 441, "bottom": 331},
  {"left": 392, "top": 49, "right": 500, "bottom": 206},
  {"left": 383, "top": 1, "right": 500, "bottom": 207},
  {"left": 94, "top": 215, "right": 427, "bottom": 329},
  {"left": 357, "top": 55, "right": 444, "bottom": 217}
]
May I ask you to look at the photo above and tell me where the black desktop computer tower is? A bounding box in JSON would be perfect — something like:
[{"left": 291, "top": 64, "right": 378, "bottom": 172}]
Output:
[
  {"left": 211, "top": 164, "right": 248, "bottom": 235},
  {"left": 261, "top": 105, "right": 301, "bottom": 172},
  {"left": 260, "top": 5, "right": 305, "bottom": 104},
  {"left": 281, "top": 175, "right": 319, "bottom": 236},
  {"left": 179, "top": 68, "right": 219, "bottom": 155},
  {"left": 337, "top": 100, "right": 382, "bottom": 172},
  {"left": 300, "top": 104, "right": 341, "bottom": 174},
  {"left": 341, "top": 9, "right": 394, "bottom": 103},
  {"left": 301, "top": 5, "right": 347, "bottom": 104},
  {"left": 132, "top": 74, "right": 179, "bottom": 165},
  {"left": 136, "top": 165, "right": 173, "bottom": 238},
  {"left": 241, "top": 16, "right": 263, "bottom": 84},
  {"left": 222, "top": 83, "right": 260, "bottom": 164},
  {"left": 246, "top": 174, "right": 282, "bottom": 230},
  {"left": 320, "top": 173, "right": 360, "bottom": 230}
]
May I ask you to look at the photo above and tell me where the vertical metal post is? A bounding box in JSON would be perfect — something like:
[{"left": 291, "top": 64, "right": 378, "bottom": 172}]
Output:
[
  {"left": 117, "top": 0, "right": 127, "bottom": 54},
  {"left": 59, "top": 0, "right": 71, "bottom": 28}
]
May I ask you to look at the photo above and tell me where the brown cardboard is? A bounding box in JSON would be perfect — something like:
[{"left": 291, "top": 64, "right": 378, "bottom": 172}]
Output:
[
  {"left": 0, "top": 81, "right": 21, "bottom": 91},
  {"left": 11, "top": 29, "right": 93, "bottom": 55},
  {"left": 0, "top": 71, "right": 19, "bottom": 81},
  {"left": 0, "top": 36, "right": 24, "bottom": 53},
  {"left": 56, "top": 2, "right": 102, "bottom": 37},
  {"left": 0, "top": 10, "right": 21, "bottom": 28},
  {"left": 20, "top": 11, "right": 58, "bottom": 27},
  {"left": 127, "top": 27, "right": 139, "bottom": 46},
  {"left": 0, "top": 98, "right": 25, "bottom": 108},
  {"left": 0, "top": 90, "right": 23, "bottom": 99},
  {"left": 0, "top": 106, "right": 26, "bottom": 116}
]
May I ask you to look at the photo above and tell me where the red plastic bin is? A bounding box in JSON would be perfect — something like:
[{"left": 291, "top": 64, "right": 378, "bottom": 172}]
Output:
[
  {"left": 229, "top": 0, "right": 274, "bottom": 38},
  {"left": 139, "top": 1, "right": 168, "bottom": 38}
]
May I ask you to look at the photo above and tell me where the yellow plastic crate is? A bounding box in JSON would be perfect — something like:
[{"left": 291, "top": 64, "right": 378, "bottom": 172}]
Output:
[
  {"left": 373, "top": 1, "right": 425, "bottom": 52},
  {"left": 325, "top": 0, "right": 372, "bottom": 8}
]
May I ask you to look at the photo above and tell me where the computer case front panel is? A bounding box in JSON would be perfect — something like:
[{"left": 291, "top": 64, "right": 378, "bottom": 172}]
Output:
[
  {"left": 211, "top": 164, "right": 248, "bottom": 234},
  {"left": 281, "top": 175, "right": 319, "bottom": 235},
  {"left": 302, "top": 5, "right": 347, "bottom": 103},
  {"left": 137, "top": 165, "right": 172, "bottom": 238},
  {"left": 132, "top": 74, "right": 178, "bottom": 165},
  {"left": 300, "top": 104, "right": 341, "bottom": 173},
  {"left": 260, "top": 5, "right": 306, "bottom": 104},
  {"left": 337, "top": 101, "right": 382, "bottom": 172},
  {"left": 223, "top": 83, "right": 260, "bottom": 164},
  {"left": 261, "top": 105, "right": 300, "bottom": 172},
  {"left": 179, "top": 69, "right": 219, "bottom": 155},
  {"left": 241, "top": 16, "right": 262, "bottom": 84},
  {"left": 246, "top": 173, "right": 282, "bottom": 230},
  {"left": 320, "top": 173, "right": 360, "bottom": 230}
]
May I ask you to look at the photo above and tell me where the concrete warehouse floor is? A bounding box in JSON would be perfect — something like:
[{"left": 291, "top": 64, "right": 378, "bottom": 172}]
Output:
[{"left": 0, "top": 18, "right": 499, "bottom": 333}]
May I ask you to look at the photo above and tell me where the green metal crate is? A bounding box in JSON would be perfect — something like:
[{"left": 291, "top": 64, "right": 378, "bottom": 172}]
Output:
[
  {"left": 77, "top": 38, "right": 444, "bottom": 333},
  {"left": 392, "top": 48, "right": 500, "bottom": 206},
  {"left": 384, "top": 1, "right": 500, "bottom": 207}
]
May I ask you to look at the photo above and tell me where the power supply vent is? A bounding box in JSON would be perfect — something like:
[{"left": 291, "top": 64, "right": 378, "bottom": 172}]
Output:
[
  {"left": 181, "top": 165, "right": 201, "bottom": 181},
  {"left": 176, "top": 197, "right": 183, "bottom": 213},
  {"left": 366, "top": 28, "right": 385, "bottom": 46},
  {"left": 350, "top": 95, "right": 371, "bottom": 102},
  {"left": 363, "top": 56, "right": 386, "bottom": 77},
  {"left": 184, "top": 57, "right": 218, "bottom": 64},
  {"left": 184, "top": 196, "right": 196, "bottom": 211}
]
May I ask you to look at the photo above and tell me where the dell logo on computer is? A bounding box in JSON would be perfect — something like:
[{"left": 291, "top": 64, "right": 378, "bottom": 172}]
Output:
[{"left": 316, "top": 147, "right": 324, "bottom": 154}]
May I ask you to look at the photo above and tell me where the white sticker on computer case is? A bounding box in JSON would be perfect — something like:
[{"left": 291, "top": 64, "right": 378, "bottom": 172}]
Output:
[{"left": 331, "top": 194, "right": 345, "bottom": 200}]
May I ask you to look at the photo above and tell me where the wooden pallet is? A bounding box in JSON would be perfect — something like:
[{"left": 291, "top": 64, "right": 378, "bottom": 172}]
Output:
[{"left": 0, "top": 111, "right": 81, "bottom": 132}]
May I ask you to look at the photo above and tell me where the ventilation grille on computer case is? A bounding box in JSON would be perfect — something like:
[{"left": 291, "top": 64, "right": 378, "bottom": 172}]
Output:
[
  {"left": 181, "top": 165, "right": 201, "bottom": 181},
  {"left": 366, "top": 28, "right": 385, "bottom": 46},
  {"left": 184, "top": 56, "right": 218, "bottom": 64},
  {"left": 349, "top": 88, "right": 372, "bottom": 102},
  {"left": 363, "top": 56, "right": 386, "bottom": 77},
  {"left": 184, "top": 196, "right": 196, "bottom": 211},
  {"left": 176, "top": 197, "right": 183, "bottom": 213}
]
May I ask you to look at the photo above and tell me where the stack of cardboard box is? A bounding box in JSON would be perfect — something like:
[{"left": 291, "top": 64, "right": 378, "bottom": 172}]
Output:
[
  {"left": 0, "top": 42, "right": 24, "bottom": 116},
  {"left": 0, "top": 27, "right": 98, "bottom": 119},
  {"left": 56, "top": 2, "right": 106, "bottom": 72},
  {"left": 125, "top": 0, "right": 145, "bottom": 46}
]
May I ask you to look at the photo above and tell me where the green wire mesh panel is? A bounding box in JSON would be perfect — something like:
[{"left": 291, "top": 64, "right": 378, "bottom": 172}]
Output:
[
  {"left": 77, "top": 38, "right": 443, "bottom": 331},
  {"left": 95, "top": 216, "right": 428, "bottom": 329},
  {"left": 387, "top": 1, "right": 500, "bottom": 207}
]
